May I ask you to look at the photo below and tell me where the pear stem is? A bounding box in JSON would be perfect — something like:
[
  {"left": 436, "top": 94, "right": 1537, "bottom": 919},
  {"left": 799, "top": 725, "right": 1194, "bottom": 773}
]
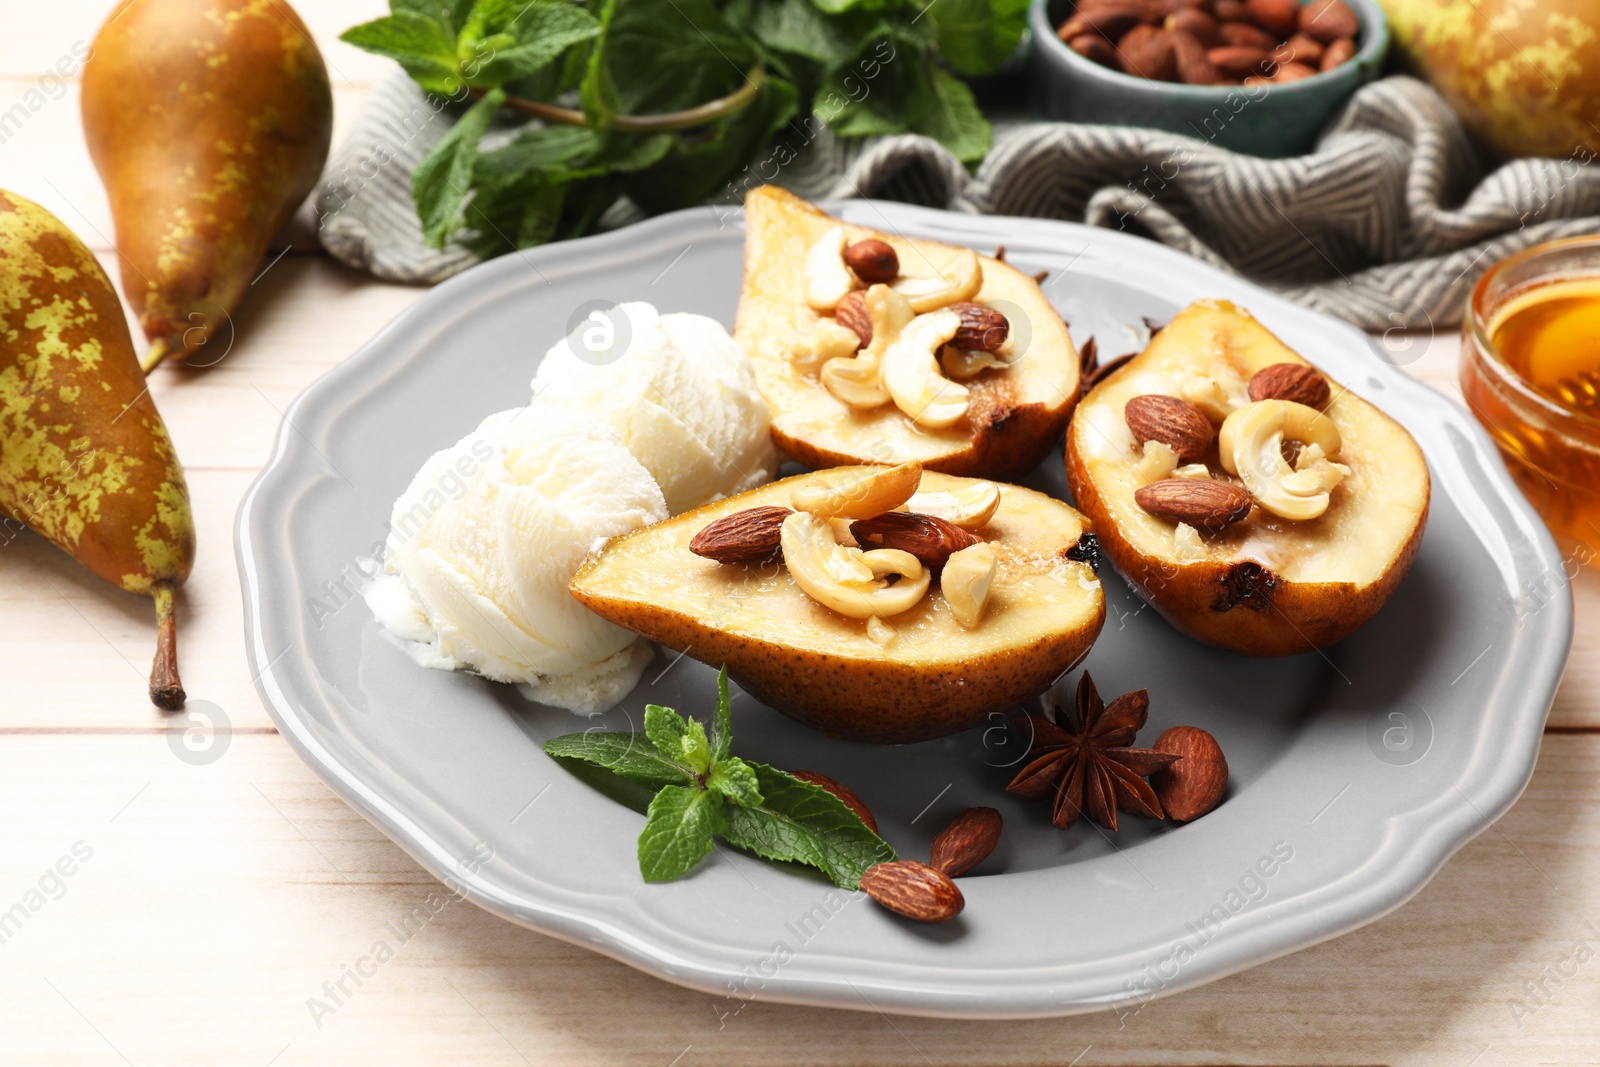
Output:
[
  {"left": 149, "top": 581, "right": 186, "bottom": 711},
  {"left": 139, "top": 338, "right": 169, "bottom": 376}
]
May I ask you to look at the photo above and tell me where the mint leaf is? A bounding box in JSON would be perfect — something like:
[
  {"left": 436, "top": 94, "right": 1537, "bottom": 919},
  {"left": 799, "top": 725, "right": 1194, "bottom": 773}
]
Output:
[
  {"left": 638, "top": 784, "right": 725, "bottom": 882},
  {"left": 468, "top": 2, "right": 602, "bottom": 86},
  {"left": 721, "top": 762, "right": 896, "bottom": 889},
  {"left": 917, "top": 67, "right": 991, "bottom": 165},
  {"left": 930, "top": 0, "right": 1030, "bottom": 77},
  {"left": 579, "top": 0, "right": 621, "bottom": 129},
  {"left": 341, "top": 13, "right": 461, "bottom": 94},
  {"left": 543, "top": 731, "right": 694, "bottom": 790},
  {"left": 412, "top": 87, "right": 502, "bottom": 247},
  {"left": 391, "top": 0, "right": 471, "bottom": 36},
  {"left": 643, "top": 703, "right": 689, "bottom": 760},
  {"left": 707, "top": 756, "right": 762, "bottom": 808},
  {"left": 708, "top": 667, "right": 733, "bottom": 763}
]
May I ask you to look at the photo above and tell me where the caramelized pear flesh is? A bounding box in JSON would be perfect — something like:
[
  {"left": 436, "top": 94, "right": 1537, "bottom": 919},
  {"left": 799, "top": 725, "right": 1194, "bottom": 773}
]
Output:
[
  {"left": 1066, "top": 300, "right": 1429, "bottom": 655},
  {"left": 736, "top": 187, "right": 1079, "bottom": 480},
  {"left": 0, "top": 190, "right": 195, "bottom": 706},
  {"left": 571, "top": 470, "right": 1105, "bottom": 744},
  {"left": 81, "top": 0, "right": 333, "bottom": 369}
]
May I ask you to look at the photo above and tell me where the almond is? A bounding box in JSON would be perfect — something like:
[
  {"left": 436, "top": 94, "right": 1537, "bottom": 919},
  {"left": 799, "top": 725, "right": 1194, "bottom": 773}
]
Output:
[
  {"left": 1212, "top": 0, "right": 1247, "bottom": 18},
  {"left": 860, "top": 861, "right": 964, "bottom": 923},
  {"left": 1207, "top": 44, "right": 1271, "bottom": 77},
  {"left": 1134, "top": 478, "right": 1252, "bottom": 528},
  {"left": 1171, "top": 29, "right": 1221, "bottom": 84},
  {"left": 842, "top": 239, "right": 898, "bottom": 284},
  {"left": 947, "top": 302, "right": 1010, "bottom": 351},
  {"left": 1299, "top": 0, "right": 1359, "bottom": 42},
  {"left": 1123, "top": 394, "right": 1214, "bottom": 461},
  {"left": 1273, "top": 32, "right": 1325, "bottom": 65},
  {"left": 1151, "top": 726, "right": 1229, "bottom": 821},
  {"left": 1164, "top": 7, "right": 1222, "bottom": 46},
  {"left": 1116, "top": 24, "right": 1179, "bottom": 80},
  {"left": 1058, "top": 6, "right": 1147, "bottom": 42},
  {"left": 1248, "top": 362, "right": 1331, "bottom": 408},
  {"left": 1244, "top": 0, "right": 1299, "bottom": 37},
  {"left": 1320, "top": 35, "right": 1356, "bottom": 70},
  {"left": 1271, "top": 60, "right": 1318, "bottom": 81},
  {"left": 850, "top": 512, "right": 982, "bottom": 570},
  {"left": 689, "top": 506, "right": 792, "bottom": 564},
  {"left": 1216, "top": 21, "right": 1277, "bottom": 50},
  {"left": 790, "top": 770, "right": 878, "bottom": 833},
  {"left": 1067, "top": 32, "right": 1120, "bottom": 66},
  {"left": 929, "top": 807, "right": 1002, "bottom": 877},
  {"left": 835, "top": 290, "right": 872, "bottom": 348}
]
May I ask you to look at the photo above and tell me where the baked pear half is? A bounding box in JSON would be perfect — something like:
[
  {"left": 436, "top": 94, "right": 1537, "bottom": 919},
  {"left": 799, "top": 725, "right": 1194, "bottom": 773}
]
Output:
[
  {"left": 570, "top": 466, "right": 1104, "bottom": 744},
  {"left": 735, "top": 186, "right": 1079, "bottom": 480},
  {"left": 1066, "top": 300, "right": 1429, "bottom": 656}
]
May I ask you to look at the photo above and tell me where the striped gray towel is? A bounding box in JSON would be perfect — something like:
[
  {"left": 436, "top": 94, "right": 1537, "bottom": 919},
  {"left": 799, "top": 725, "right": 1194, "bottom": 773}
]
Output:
[{"left": 318, "top": 72, "right": 1600, "bottom": 332}]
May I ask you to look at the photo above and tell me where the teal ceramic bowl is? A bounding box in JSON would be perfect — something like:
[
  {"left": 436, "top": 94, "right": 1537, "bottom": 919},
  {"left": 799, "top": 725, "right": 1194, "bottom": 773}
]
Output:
[{"left": 1029, "top": 0, "right": 1390, "bottom": 157}]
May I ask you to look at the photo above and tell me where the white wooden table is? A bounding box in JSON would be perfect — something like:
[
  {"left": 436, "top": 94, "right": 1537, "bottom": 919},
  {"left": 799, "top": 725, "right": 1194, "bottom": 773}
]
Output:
[{"left": 3, "top": 5, "right": 1597, "bottom": 1064}]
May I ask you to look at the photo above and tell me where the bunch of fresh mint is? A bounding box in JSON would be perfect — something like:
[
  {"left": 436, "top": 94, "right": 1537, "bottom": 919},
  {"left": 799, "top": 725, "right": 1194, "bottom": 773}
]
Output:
[
  {"left": 543, "top": 669, "right": 895, "bottom": 887},
  {"left": 341, "top": 0, "right": 1028, "bottom": 254}
]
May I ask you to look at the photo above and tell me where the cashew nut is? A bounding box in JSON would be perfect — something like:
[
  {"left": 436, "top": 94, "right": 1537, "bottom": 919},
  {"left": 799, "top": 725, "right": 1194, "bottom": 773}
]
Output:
[
  {"left": 1219, "top": 400, "right": 1348, "bottom": 521},
  {"left": 1173, "top": 463, "right": 1212, "bottom": 479},
  {"left": 804, "top": 226, "right": 855, "bottom": 311},
  {"left": 902, "top": 481, "right": 1001, "bottom": 529},
  {"left": 782, "top": 512, "right": 930, "bottom": 620},
  {"left": 891, "top": 247, "right": 982, "bottom": 312},
  {"left": 882, "top": 311, "right": 970, "bottom": 429},
  {"left": 796, "top": 318, "right": 863, "bottom": 374},
  {"left": 820, "top": 285, "right": 914, "bottom": 410},
  {"left": 941, "top": 542, "right": 997, "bottom": 629},
  {"left": 792, "top": 461, "right": 923, "bottom": 520},
  {"left": 1135, "top": 440, "right": 1179, "bottom": 484},
  {"left": 866, "top": 616, "right": 898, "bottom": 648},
  {"left": 1176, "top": 367, "right": 1249, "bottom": 423}
]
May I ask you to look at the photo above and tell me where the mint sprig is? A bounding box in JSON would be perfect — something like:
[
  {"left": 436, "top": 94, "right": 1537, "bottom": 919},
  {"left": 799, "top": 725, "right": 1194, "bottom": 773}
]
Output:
[
  {"left": 543, "top": 667, "right": 895, "bottom": 888},
  {"left": 339, "top": 0, "right": 1027, "bottom": 254}
]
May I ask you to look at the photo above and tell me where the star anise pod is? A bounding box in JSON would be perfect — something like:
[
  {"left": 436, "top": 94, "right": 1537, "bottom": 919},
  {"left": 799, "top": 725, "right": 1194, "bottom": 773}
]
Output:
[{"left": 1006, "top": 673, "right": 1179, "bottom": 831}]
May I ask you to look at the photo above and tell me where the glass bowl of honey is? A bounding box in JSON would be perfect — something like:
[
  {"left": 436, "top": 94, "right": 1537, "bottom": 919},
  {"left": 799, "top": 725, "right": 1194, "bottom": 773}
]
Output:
[{"left": 1461, "top": 236, "right": 1600, "bottom": 552}]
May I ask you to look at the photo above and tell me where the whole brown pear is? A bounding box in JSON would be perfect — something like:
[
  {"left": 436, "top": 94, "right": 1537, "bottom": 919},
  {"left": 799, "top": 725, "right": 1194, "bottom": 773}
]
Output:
[
  {"left": 81, "top": 0, "right": 332, "bottom": 371},
  {"left": 0, "top": 190, "right": 196, "bottom": 709}
]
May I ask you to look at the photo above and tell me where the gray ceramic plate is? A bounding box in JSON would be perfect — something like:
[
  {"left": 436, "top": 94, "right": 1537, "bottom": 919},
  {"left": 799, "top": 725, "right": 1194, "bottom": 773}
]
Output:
[{"left": 238, "top": 201, "right": 1570, "bottom": 1019}]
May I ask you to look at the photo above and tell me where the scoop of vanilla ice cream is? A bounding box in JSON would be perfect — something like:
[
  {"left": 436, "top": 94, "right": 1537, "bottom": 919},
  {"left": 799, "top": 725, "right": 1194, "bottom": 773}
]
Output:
[
  {"left": 364, "top": 407, "right": 667, "bottom": 715},
  {"left": 531, "top": 302, "right": 776, "bottom": 514}
]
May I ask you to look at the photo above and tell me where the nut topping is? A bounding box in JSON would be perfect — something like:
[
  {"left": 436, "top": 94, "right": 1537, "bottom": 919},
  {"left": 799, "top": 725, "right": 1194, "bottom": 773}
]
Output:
[
  {"left": 1134, "top": 478, "right": 1252, "bottom": 529},
  {"left": 1219, "top": 400, "right": 1346, "bottom": 521},
  {"left": 689, "top": 506, "right": 793, "bottom": 564},
  {"left": 903, "top": 482, "right": 1001, "bottom": 529},
  {"left": 940, "top": 542, "right": 998, "bottom": 629},
  {"left": 1124, "top": 394, "right": 1214, "bottom": 462},
  {"left": 850, "top": 512, "right": 982, "bottom": 570},
  {"left": 929, "top": 807, "right": 1002, "bottom": 876},
  {"left": 834, "top": 290, "right": 872, "bottom": 347},
  {"left": 781, "top": 511, "right": 929, "bottom": 620},
  {"left": 792, "top": 461, "right": 923, "bottom": 520},
  {"left": 1151, "top": 726, "right": 1229, "bottom": 822},
  {"left": 859, "top": 860, "right": 964, "bottom": 923},
  {"left": 1248, "top": 362, "right": 1331, "bottom": 409},
  {"left": 843, "top": 238, "right": 899, "bottom": 284},
  {"left": 946, "top": 302, "right": 1010, "bottom": 351},
  {"left": 803, "top": 226, "right": 855, "bottom": 311},
  {"left": 890, "top": 247, "right": 982, "bottom": 313},
  {"left": 882, "top": 310, "right": 971, "bottom": 428}
]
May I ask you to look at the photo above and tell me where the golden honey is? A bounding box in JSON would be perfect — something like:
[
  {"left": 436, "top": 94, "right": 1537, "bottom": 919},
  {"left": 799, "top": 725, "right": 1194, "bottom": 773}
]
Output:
[{"left": 1461, "top": 241, "right": 1600, "bottom": 553}]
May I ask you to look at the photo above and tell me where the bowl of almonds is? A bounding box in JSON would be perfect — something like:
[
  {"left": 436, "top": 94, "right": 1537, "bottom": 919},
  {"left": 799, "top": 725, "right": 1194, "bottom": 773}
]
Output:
[{"left": 1028, "top": 0, "right": 1388, "bottom": 157}]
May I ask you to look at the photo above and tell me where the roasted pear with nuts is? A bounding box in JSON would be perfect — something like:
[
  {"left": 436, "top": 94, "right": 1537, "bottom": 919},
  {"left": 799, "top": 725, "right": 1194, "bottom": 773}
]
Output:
[
  {"left": 736, "top": 187, "right": 1079, "bottom": 479},
  {"left": 1066, "top": 299, "right": 1428, "bottom": 655},
  {"left": 570, "top": 466, "right": 1104, "bottom": 744}
]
